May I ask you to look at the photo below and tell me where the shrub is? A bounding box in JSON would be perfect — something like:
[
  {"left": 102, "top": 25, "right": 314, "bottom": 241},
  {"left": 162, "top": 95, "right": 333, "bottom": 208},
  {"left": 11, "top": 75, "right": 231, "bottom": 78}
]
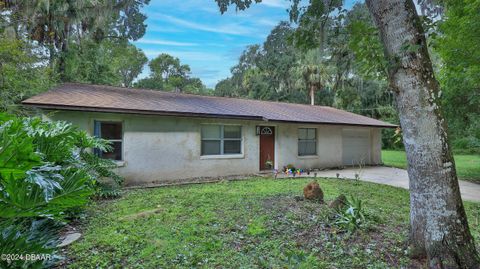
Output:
[
  {"left": 0, "top": 113, "right": 123, "bottom": 268},
  {"left": 451, "top": 136, "right": 480, "bottom": 155}
]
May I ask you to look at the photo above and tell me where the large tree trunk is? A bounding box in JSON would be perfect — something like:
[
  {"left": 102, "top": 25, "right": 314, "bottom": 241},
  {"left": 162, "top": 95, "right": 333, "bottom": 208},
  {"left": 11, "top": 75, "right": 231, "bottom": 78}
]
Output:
[{"left": 365, "top": 0, "right": 479, "bottom": 267}]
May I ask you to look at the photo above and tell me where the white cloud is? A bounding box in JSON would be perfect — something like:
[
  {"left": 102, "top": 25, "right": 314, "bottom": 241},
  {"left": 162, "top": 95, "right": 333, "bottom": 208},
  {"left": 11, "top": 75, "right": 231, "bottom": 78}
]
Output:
[
  {"left": 136, "top": 38, "right": 198, "bottom": 47},
  {"left": 142, "top": 49, "right": 226, "bottom": 62},
  {"left": 146, "top": 24, "right": 184, "bottom": 33},
  {"left": 258, "top": 18, "right": 278, "bottom": 27},
  {"left": 150, "top": 13, "right": 256, "bottom": 36}
]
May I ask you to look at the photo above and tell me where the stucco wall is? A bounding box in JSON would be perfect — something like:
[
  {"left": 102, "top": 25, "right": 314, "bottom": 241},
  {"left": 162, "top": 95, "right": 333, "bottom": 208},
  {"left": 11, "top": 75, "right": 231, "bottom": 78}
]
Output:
[
  {"left": 46, "top": 111, "right": 382, "bottom": 185},
  {"left": 371, "top": 128, "right": 382, "bottom": 165},
  {"left": 276, "top": 124, "right": 382, "bottom": 169},
  {"left": 276, "top": 123, "right": 344, "bottom": 169}
]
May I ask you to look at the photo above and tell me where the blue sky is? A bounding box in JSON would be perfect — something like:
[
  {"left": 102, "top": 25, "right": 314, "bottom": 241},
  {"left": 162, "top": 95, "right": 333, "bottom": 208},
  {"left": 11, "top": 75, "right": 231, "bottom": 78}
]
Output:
[{"left": 134, "top": 0, "right": 357, "bottom": 88}]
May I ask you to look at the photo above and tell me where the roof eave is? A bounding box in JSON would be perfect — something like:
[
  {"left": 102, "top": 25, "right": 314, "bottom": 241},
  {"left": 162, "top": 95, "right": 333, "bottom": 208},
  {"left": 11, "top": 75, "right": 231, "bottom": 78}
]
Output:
[
  {"left": 269, "top": 119, "right": 398, "bottom": 129},
  {"left": 22, "top": 103, "right": 264, "bottom": 121},
  {"left": 22, "top": 103, "right": 398, "bottom": 128}
]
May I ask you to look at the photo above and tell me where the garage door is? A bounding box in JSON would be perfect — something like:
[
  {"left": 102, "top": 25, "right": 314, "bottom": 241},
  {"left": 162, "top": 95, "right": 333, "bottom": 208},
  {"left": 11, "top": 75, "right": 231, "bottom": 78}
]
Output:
[{"left": 342, "top": 129, "right": 371, "bottom": 166}]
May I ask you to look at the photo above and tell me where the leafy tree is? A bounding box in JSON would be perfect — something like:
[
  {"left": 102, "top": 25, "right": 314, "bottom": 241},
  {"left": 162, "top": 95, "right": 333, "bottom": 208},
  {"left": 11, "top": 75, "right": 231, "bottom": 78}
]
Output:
[
  {"left": 214, "top": 11, "right": 393, "bottom": 111},
  {"left": 214, "top": 78, "right": 237, "bottom": 97},
  {"left": 215, "top": 22, "right": 308, "bottom": 103},
  {"left": 289, "top": 0, "right": 343, "bottom": 51},
  {"left": 345, "top": 3, "right": 388, "bottom": 80},
  {"left": 112, "top": 42, "right": 148, "bottom": 87},
  {"left": 223, "top": 45, "right": 263, "bottom": 97},
  {"left": 63, "top": 40, "right": 147, "bottom": 87},
  {"left": 149, "top": 53, "right": 190, "bottom": 81},
  {"left": 242, "top": 68, "right": 276, "bottom": 100},
  {"left": 136, "top": 53, "right": 208, "bottom": 94},
  {"left": 136, "top": 53, "right": 186, "bottom": 90},
  {"left": 64, "top": 40, "right": 121, "bottom": 85},
  {"left": 261, "top": 22, "right": 298, "bottom": 93},
  {"left": 436, "top": 0, "right": 480, "bottom": 151},
  {"left": 134, "top": 77, "right": 164, "bottom": 90},
  {"left": 0, "top": 34, "right": 54, "bottom": 113},
  {"left": 1, "top": 0, "right": 150, "bottom": 80},
  {"left": 183, "top": 77, "right": 212, "bottom": 95}
]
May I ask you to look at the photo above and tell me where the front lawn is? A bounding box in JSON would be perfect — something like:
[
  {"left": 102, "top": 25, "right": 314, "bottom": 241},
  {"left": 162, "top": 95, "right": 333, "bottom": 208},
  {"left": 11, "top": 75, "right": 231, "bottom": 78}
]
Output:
[
  {"left": 65, "top": 178, "right": 480, "bottom": 268},
  {"left": 383, "top": 150, "right": 480, "bottom": 183}
]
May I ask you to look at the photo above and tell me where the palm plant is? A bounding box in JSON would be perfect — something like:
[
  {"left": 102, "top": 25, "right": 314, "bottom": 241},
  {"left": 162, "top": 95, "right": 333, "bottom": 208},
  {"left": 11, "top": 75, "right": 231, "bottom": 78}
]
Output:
[{"left": 295, "top": 48, "right": 333, "bottom": 105}]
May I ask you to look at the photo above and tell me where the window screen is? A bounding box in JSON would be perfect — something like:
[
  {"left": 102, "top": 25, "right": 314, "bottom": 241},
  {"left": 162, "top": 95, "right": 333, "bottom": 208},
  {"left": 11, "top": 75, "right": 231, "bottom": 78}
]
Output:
[
  {"left": 94, "top": 121, "right": 123, "bottom": 161},
  {"left": 201, "top": 125, "right": 241, "bottom": 155},
  {"left": 298, "top": 128, "right": 317, "bottom": 156}
]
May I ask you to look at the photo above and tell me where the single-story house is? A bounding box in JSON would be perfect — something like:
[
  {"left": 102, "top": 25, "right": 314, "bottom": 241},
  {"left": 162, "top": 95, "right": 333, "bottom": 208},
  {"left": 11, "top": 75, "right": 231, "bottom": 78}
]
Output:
[{"left": 23, "top": 83, "right": 396, "bottom": 186}]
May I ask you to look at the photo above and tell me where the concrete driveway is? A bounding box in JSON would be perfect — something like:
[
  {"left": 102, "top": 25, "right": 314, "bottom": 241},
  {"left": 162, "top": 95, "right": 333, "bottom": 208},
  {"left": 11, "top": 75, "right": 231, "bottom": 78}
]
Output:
[{"left": 311, "top": 166, "right": 480, "bottom": 202}]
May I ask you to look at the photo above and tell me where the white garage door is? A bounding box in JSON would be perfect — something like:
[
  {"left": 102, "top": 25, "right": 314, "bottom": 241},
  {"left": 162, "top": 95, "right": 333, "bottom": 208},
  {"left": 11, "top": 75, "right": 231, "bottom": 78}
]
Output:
[{"left": 342, "top": 129, "right": 371, "bottom": 166}]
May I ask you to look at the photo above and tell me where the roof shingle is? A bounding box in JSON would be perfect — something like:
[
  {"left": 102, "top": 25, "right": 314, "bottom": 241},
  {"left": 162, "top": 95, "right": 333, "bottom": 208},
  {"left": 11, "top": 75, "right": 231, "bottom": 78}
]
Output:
[{"left": 22, "top": 83, "right": 396, "bottom": 128}]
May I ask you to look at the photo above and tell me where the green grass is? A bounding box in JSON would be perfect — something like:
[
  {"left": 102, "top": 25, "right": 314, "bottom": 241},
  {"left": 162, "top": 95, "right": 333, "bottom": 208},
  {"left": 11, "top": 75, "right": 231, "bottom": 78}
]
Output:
[
  {"left": 383, "top": 150, "right": 480, "bottom": 183},
  {"left": 65, "top": 178, "right": 480, "bottom": 268}
]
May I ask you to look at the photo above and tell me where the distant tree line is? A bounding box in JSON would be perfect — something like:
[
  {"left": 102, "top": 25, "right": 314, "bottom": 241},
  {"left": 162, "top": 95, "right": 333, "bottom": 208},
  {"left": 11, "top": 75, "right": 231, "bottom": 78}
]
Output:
[
  {"left": 214, "top": 4, "right": 398, "bottom": 148},
  {"left": 0, "top": 0, "right": 209, "bottom": 114},
  {"left": 214, "top": 2, "right": 480, "bottom": 153}
]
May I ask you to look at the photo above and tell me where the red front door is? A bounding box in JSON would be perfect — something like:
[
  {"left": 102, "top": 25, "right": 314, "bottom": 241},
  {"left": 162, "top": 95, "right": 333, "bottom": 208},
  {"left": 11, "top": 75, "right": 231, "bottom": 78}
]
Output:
[{"left": 259, "top": 126, "right": 275, "bottom": 170}]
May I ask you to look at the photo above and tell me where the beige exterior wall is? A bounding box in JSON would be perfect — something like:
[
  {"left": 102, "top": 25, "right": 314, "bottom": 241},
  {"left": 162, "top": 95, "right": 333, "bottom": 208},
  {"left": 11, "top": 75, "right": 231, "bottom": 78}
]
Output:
[
  {"left": 46, "top": 111, "right": 382, "bottom": 186},
  {"left": 371, "top": 128, "right": 382, "bottom": 165},
  {"left": 275, "top": 123, "right": 383, "bottom": 169}
]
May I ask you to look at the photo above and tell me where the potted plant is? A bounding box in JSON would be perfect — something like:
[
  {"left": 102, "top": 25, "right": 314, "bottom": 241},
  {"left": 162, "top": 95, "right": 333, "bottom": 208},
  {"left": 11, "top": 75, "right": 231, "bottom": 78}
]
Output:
[{"left": 265, "top": 159, "right": 273, "bottom": 169}]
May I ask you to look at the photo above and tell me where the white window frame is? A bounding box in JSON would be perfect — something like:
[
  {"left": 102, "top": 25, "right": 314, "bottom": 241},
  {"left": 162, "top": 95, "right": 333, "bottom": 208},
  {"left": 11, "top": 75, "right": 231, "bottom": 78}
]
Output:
[
  {"left": 200, "top": 124, "right": 243, "bottom": 157},
  {"left": 94, "top": 120, "right": 124, "bottom": 161},
  {"left": 298, "top": 128, "right": 317, "bottom": 157}
]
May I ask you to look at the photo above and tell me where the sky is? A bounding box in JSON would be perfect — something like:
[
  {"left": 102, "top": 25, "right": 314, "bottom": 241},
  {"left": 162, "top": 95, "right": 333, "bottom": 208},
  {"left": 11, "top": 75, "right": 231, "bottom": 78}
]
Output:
[{"left": 134, "top": 0, "right": 357, "bottom": 88}]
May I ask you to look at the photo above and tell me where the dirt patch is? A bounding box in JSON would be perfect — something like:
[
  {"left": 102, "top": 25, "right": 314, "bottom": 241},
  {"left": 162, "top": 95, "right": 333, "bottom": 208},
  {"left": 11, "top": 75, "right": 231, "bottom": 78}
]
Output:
[{"left": 260, "top": 194, "right": 423, "bottom": 268}]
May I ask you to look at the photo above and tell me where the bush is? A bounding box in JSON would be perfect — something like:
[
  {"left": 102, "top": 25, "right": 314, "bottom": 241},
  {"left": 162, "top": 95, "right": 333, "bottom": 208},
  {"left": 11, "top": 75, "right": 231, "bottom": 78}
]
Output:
[
  {"left": 451, "top": 136, "right": 480, "bottom": 155},
  {"left": 0, "top": 113, "right": 123, "bottom": 268},
  {"left": 382, "top": 127, "right": 404, "bottom": 150}
]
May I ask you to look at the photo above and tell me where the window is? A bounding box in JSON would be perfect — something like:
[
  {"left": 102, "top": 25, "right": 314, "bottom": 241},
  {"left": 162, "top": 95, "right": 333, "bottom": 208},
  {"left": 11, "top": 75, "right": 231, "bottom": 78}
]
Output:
[
  {"left": 94, "top": 121, "right": 123, "bottom": 161},
  {"left": 201, "top": 125, "right": 242, "bottom": 155},
  {"left": 298, "top": 128, "right": 317, "bottom": 156}
]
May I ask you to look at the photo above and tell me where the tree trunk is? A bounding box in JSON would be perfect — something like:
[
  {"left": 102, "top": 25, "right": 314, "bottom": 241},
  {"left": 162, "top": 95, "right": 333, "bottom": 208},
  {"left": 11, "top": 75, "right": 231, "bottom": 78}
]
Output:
[
  {"left": 365, "top": 0, "right": 479, "bottom": 267},
  {"left": 58, "top": 22, "right": 71, "bottom": 82},
  {"left": 310, "top": 84, "right": 315, "bottom": 105}
]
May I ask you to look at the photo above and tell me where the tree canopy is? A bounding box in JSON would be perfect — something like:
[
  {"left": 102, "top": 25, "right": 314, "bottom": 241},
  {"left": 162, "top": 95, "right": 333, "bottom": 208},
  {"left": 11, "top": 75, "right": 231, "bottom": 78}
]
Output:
[{"left": 135, "top": 53, "right": 210, "bottom": 94}]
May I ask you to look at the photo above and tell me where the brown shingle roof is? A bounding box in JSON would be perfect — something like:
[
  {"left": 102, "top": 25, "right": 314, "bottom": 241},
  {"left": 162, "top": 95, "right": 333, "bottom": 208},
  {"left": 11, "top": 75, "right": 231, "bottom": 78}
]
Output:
[{"left": 22, "top": 83, "right": 396, "bottom": 128}]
